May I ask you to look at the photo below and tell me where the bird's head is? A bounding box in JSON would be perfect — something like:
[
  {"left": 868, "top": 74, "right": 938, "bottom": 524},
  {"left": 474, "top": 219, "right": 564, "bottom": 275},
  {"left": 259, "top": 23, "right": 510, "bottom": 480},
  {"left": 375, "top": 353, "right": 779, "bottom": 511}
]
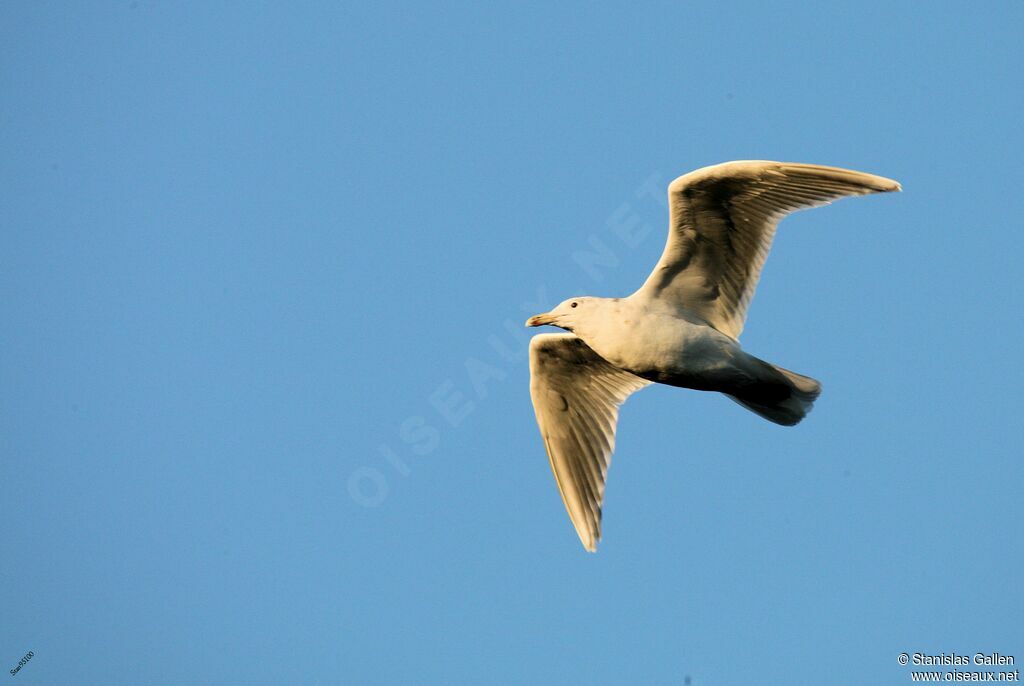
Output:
[{"left": 525, "top": 297, "right": 599, "bottom": 333}]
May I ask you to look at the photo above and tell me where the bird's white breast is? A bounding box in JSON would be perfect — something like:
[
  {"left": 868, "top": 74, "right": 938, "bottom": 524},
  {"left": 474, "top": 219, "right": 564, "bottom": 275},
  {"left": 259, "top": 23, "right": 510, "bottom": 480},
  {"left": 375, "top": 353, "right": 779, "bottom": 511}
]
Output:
[{"left": 582, "top": 302, "right": 734, "bottom": 379}]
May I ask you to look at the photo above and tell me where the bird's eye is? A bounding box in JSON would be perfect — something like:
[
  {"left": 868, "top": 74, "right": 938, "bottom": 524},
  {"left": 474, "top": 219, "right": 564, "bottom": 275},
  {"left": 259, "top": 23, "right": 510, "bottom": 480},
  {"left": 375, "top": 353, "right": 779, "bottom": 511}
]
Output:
[{"left": 570, "top": 302, "right": 578, "bottom": 308}]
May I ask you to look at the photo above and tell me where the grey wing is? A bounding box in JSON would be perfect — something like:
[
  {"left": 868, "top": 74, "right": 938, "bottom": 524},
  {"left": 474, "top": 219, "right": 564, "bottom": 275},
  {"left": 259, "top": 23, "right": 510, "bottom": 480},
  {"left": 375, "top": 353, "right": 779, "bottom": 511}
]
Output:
[
  {"left": 636, "top": 160, "right": 901, "bottom": 340},
  {"left": 528, "top": 333, "right": 650, "bottom": 552}
]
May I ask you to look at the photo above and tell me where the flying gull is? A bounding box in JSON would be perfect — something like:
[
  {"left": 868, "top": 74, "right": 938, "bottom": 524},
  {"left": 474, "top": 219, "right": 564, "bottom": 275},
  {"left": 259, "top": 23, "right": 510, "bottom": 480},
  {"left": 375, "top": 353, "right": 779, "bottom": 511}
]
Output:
[{"left": 525, "top": 160, "right": 900, "bottom": 551}]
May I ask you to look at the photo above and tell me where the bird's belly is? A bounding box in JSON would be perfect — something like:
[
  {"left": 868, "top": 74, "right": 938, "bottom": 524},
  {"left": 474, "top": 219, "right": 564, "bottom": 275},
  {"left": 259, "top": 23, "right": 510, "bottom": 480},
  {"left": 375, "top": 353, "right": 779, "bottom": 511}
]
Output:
[{"left": 593, "top": 316, "right": 744, "bottom": 390}]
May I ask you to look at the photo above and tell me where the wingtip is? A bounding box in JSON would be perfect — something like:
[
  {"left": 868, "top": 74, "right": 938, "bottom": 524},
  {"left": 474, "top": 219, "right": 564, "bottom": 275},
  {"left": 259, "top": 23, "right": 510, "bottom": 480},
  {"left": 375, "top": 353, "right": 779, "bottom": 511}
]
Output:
[
  {"left": 881, "top": 177, "right": 902, "bottom": 193},
  {"left": 866, "top": 175, "right": 901, "bottom": 193},
  {"left": 868, "top": 171, "right": 900, "bottom": 193},
  {"left": 856, "top": 171, "right": 901, "bottom": 193}
]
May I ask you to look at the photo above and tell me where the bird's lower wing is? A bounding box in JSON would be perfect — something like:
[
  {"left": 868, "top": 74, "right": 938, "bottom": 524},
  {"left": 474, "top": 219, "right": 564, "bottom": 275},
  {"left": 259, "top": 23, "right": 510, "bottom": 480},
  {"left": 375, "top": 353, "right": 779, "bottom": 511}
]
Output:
[{"left": 528, "top": 333, "right": 650, "bottom": 551}]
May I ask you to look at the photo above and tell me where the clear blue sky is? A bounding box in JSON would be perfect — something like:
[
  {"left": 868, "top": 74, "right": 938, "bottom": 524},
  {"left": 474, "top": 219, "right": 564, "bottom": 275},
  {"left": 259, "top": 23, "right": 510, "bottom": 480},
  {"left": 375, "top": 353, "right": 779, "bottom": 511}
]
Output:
[{"left": 2, "top": 2, "right": 1021, "bottom": 684}]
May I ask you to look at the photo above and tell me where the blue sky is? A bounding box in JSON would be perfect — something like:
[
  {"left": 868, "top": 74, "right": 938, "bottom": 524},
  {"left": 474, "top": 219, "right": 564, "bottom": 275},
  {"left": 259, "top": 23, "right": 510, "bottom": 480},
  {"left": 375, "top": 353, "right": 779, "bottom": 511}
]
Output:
[{"left": 2, "top": 2, "right": 1022, "bottom": 684}]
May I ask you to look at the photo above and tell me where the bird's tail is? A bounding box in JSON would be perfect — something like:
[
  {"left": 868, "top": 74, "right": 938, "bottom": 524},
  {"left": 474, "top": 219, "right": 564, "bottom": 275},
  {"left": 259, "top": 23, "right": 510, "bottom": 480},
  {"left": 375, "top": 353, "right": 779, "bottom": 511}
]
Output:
[{"left": 726, "top": 364, "right": 822, "bottom": 426}]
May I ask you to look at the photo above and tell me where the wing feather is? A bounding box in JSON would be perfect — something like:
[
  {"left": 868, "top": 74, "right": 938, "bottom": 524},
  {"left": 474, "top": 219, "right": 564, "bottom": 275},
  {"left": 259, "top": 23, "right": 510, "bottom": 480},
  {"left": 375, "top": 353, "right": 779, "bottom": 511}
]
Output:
[
  {"left": 636, "top": 160, "right": 900, "bottom": 339},
  {"left": 528, "top": 334, "right": 650, "bottom": 551}
]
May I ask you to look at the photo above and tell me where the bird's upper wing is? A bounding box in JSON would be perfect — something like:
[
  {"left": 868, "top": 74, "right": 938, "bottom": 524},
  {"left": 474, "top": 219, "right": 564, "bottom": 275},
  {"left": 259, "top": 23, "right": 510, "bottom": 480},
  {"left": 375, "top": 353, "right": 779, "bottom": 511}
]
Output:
[
  {"left": 635, "top": 161, "right": 901, "bottom": 339},
  {"left": 529, "top": 333, "right": 650, "bottom": 552}
]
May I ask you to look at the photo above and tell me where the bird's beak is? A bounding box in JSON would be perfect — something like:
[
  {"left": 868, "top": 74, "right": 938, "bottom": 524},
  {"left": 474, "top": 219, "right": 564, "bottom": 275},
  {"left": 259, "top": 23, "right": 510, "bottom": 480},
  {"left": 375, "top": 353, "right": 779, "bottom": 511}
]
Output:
[{"left": 525, "top": 312, "right": 556, "bottom": 327}]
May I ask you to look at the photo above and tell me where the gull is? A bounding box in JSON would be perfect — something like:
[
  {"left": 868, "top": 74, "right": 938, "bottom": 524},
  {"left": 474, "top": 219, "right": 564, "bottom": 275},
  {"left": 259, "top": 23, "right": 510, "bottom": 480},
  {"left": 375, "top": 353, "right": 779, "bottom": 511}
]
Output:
[{"left": 525, "top": 160, "right": 900, "bottom": 551}]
